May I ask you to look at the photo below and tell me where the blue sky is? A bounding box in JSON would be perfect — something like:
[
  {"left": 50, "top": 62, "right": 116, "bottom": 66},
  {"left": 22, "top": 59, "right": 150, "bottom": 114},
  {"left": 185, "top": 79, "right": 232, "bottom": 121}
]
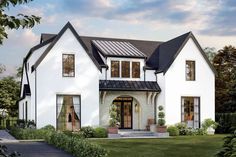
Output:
[{"left": 0, "top": 0, "right": 236, "bottom": 75}]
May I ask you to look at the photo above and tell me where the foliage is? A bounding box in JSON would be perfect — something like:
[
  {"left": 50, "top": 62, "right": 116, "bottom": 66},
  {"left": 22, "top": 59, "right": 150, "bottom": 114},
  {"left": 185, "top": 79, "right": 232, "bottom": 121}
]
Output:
[
  {"left": 109, "top": 103, "right": 119, "bottom": 127},
  {"left": 16, "top": 66, "right": 22, "bottom": 78},
  {"left": 204, "top": 47, "right": 217, "bottom": 63},
  {"left": 46, "top": 132, "right": 107, "bottom": 157},
  {"left": 167, "top": 126, "right": 179, "bottom": 136},
  {"left": 0, "top": 0, "right": 41, "bottom": 44},
  {"left": 10, "top": 124, "right": 55, "bottom": 140},
  {"left": 215, "top": 113, "right": 236, "bottom": 133},
  {"left": 0, "top": 64, "right": 5, "bottom": 74},
  {"left": 174, "top": 123, "right": 207, "bottom": 136},
  {"left": 213, "top": 45, "right": 236, "bottom": 113},
  {"left": 16, "top": 119, "right": 36, "bottom": 128},
  {"left": 157, "top": 105, "right": 165, "bottom": 126},
  {"left": 0, "top": 144, "right": 20, "bottom": 157},
  {"left": 0, "top": 76, "right": 20, "bottom": 117},
  {"left": 201, "top": 118, "right": 218, "bottom": 131},
  {"left": 80, "top": 126, "right": 95, "bottom": 138},
  {"left": 175, "top": 123, "right": 188, "bottom": 135},
  {"left": 94, "top": 127, "right": 108, "bottom": 138},
  {"left": 216, "top": 131, "right": 236, "bottom": 157}
]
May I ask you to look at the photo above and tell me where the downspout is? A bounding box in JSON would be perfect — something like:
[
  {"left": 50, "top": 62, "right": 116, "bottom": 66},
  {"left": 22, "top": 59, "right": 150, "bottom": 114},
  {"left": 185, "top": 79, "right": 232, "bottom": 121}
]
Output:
[{"left": 35, "top": 69, "right": 37, "bottom": 128}]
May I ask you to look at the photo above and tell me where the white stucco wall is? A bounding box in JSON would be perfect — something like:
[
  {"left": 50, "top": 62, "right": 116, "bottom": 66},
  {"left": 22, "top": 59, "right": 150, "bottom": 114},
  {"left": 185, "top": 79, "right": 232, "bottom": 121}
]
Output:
[
  {"left": 145, "top": 70, "right": 156, "bottom": 81},
  {"left": 18, "top": 96, "right": 31, "bottom": 120},
  {"left": 35, "top": 28, "right": 100, "bottom": 128},
  {"left": 164, "top": 38, "right": 215, "bottom": 126}
]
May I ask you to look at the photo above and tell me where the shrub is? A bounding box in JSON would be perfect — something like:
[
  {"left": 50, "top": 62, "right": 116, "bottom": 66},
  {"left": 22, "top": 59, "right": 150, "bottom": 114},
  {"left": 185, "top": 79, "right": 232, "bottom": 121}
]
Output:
[
  {"left": 175, "top": 123, "right": 188, "bottom": 135},
  {"left": 45, "top": 132, "right": 107, "bottom": 157},
  {"left": 94, "top": 127, "right": 108, "bottom": 138},
  {"left": 158, "top": 112, "right": 165, "bottom": 118},
  {"left": 215, "top": 113, "right": 236, "bottom": 133},
  {"left": 216, "top": 130, "right": 236, "bottom": 157},
  {"left": 80, "top": 126, "right": 95, "bottom": 138},
  {"left": 157, "top": 105, "right": 165, "bottom": 126},
  {"left": 202, "top": 118, "right": 218, "bottom": 131},
  {"left": 167, "top": 126, "right": 179, "bottom": 136},
  {"left": 158, "top": 119, "right": 166, "bottom": 126},
  {"left": 109, "top": 104, "right": 119, "bottom": 127}
]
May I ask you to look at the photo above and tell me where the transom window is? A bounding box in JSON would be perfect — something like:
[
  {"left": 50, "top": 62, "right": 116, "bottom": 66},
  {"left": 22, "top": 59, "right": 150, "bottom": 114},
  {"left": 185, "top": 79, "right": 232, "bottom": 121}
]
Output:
[
  {"left": 132, "top": 62, "right": 140, "bottom": 78},
  {"left": 122, "top": 61, "right": 130, "bottom": 78},
  {"left": 62, "top": 54, "right": 75, "bottom": 77},
  {"left": 111, "top": 61, "right": 120, "bottom": 77},
  {"left": 186, "top": 60, "right": 195, "bottom": 81}
]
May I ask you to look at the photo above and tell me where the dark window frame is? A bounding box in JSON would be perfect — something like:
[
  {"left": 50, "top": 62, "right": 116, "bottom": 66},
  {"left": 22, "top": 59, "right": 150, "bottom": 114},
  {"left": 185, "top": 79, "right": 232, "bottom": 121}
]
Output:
[
  {"left": 132, "top": 62, "right": 140, "bottom": 78},
  {"left": 111, "top": 60, "right": 120, "bottom": 78},
  {"left": 62, "top": 54, "right": 75, "bottom": 77},
  {"left": 121, "top": 61, "right": 130, "bottom": 78},
  {"left": 186, "top": 60, "right": 195, "bottom": 81}
]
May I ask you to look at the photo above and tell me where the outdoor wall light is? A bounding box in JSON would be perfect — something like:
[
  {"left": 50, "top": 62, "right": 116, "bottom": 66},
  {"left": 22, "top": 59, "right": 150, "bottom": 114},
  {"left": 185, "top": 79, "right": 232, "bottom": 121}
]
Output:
[{"left": 135, "top": 104, "right": 139, "bottom": 112}]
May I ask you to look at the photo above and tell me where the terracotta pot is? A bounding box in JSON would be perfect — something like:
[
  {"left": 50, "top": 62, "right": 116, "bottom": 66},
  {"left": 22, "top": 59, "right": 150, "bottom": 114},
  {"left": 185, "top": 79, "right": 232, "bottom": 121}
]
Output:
[
  {"left": 157, "top": 126, "right": 167, "bottom": 133},
  {"left": 107, "top": 127, "right": 118, "bottom": 134}
]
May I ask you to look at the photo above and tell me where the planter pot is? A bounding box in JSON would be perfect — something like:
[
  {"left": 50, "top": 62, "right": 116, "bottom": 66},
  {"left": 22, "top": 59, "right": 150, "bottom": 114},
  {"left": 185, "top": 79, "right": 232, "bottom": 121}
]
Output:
[
  {"left": 157, "top": 126, "right": 167, "bottom": 133},
  {"left": 207, "top": 127, "right": 215, "bottom": 135},
  {"left": 107, "top": 127, "right": 118, "bottom": 134},
  {"left": 150, "top": 124, "right": 157, "bottom": 132}
]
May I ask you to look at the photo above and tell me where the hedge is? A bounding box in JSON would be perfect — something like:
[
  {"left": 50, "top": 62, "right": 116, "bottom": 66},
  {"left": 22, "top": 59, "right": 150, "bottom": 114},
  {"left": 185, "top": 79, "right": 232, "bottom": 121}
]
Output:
[{"left": 215, "top": 113, "right": 236, "bottom": 133}]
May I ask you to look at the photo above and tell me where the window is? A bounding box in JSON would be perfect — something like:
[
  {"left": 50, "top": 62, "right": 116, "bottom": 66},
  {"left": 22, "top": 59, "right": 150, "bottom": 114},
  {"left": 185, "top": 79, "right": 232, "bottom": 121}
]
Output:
[
  {"left": 132, "top": 62, "right": 140, "bottom": 78},
  {"left": 186, "top": 61, "right": 195, "bottom": 81},
  {"left": 111, "top": 61, "right": 120, "bottom": 77},
  {"left": 62, "top": 54, "right": 75, "bottom": 77},
  {"left": 122, "top": 61, "right": 130, "bottom": 78}
]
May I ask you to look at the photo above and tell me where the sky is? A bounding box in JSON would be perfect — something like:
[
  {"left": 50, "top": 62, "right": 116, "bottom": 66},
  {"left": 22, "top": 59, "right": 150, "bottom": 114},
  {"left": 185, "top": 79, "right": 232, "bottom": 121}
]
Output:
[{"left": 0, "top": 0, "right": 236, "bottom": 76}]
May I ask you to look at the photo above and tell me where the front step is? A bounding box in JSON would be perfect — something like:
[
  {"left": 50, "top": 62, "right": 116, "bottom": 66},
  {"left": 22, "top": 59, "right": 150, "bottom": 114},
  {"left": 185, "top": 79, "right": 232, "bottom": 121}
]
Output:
[{"left": 119, "top": 130, "right": 155, "bottom": 137}]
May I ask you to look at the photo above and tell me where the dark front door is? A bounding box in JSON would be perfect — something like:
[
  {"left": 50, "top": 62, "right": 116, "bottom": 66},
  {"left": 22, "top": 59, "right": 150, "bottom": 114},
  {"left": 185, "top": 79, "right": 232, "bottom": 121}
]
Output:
[{"left": 113, "top": 97, "right": 132, "bottom": 129}]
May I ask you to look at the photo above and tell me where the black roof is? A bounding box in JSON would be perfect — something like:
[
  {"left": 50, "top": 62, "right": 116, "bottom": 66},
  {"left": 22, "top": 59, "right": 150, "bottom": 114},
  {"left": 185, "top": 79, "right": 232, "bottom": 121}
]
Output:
[
  {"left": 23, "top": 84, "right": 31, "bottom": 97},
  {"left": 99, "top": 80, "right": 161, "bottom": 92}
]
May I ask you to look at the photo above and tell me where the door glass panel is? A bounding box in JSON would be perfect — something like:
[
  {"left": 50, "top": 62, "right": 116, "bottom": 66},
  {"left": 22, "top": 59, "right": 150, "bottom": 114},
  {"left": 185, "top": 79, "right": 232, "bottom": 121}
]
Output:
[{"left": 123, "top": 102, "right": 132, "bottom": 128}]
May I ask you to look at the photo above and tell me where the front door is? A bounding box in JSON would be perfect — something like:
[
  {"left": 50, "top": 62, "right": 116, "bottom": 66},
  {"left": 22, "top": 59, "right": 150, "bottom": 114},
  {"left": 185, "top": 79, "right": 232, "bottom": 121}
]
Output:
[{"left": 113, "top": 97, "right": 132, "bottom": 129}]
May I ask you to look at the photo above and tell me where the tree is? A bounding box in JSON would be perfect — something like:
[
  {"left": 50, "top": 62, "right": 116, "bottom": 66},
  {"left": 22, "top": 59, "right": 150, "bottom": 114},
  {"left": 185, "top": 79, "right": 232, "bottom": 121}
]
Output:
[
  {"left": 0, "top": 76, "right": 20, "bottom": 117},
  {"left": 213, "top": 45, "right": 236, "bottom": 113},
  {"left": 204, "top": 47, "right": 217, "bottom": 63},
  {"left": 0, "top": 0, "right": 41, "bottom": 44},
  {"left": 0, "top": 64, "right": 5, "bottom": 73},
  {"left": 16, "top": 66, "right": 22, "bottom": 78}
]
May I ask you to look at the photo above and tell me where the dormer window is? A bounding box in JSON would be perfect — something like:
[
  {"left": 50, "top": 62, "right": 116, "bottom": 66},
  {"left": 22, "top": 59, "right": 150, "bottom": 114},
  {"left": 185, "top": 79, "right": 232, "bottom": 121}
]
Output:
[
  {"left": 63, "top": 54, "right": 75, "bottom": 77},
  {"left": 186, "top": 60, "right": 195, "bottom": 81},
  {"left": 132, "top": 62, "right": 140, "bottom": 78},
  {"left": 122, "top": 61, "right": 130, "bottom": 78},
  {"left": 111, "top": 61, "right": 120, "bottom": 77}
]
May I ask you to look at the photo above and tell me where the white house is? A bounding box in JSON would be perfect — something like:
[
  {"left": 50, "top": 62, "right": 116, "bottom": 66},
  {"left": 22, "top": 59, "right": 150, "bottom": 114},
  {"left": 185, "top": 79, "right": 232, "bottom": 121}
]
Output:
[{"left": 18, "top": 22, "right": 216, "bottom": 131}]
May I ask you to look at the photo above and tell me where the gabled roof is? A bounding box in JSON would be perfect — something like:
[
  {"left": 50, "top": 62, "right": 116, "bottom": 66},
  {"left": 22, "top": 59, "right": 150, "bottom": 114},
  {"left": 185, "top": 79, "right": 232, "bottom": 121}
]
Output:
[
  {"left": 99, "top": 80, "right": 161, "bottom": 92},
  {"left": 92, "top": 40, "right": 147, "bottom": 58},
  {"left": 33, "top": 22, "right": 102, "bottom": 72},
  {"left": 146, "top": 32, "right": 217, "bottom": 75}
]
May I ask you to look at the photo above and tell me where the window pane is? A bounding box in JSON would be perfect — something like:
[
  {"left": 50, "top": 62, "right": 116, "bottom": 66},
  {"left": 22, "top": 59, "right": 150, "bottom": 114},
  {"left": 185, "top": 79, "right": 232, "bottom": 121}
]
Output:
[
  {"left": 186, "top": 61, "right": 195, "bottom": 81},
  {"left": 111, "top": 61, "right": 120, "bottom": 77},
  {"left": 122, "top": 61, "right": 130, "bottom": 78},
  {"left": 63, "top": 54, "right": 75, "bottom": 77},
  {"left": 132, "top": 62, "right": 140, "bottom": 78}
]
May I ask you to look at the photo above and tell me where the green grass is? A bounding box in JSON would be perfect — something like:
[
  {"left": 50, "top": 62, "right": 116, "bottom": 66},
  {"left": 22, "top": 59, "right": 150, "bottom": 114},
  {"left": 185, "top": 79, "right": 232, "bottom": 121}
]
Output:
[{"left": 91, "top": 135, "right": 226, "bottom": 157}]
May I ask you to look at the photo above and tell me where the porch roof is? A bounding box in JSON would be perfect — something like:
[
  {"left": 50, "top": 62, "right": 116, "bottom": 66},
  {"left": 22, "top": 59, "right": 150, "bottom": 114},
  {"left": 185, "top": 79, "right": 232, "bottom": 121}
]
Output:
[{"left": 99, "top": 80, "right": 161, "bottom": 92}]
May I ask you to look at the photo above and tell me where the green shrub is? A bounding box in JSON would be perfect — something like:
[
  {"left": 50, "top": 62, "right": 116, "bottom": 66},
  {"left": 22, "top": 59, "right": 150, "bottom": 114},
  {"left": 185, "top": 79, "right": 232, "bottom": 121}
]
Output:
[
  {"left": 202, "top": 118, "right": 218, "bottom": 131},
  {"left": 215, "top": 113, "right": 236, "bottom": 133},
  {"left": 80, "top": 126, "right": 95, "bottom": 138},
  {"left": 158, "top": 119, "right": 166, "bottom": 126},
  {"left": 175, "top": 123, "right": 188, "bottom": 135},
  {"left": 167, "top": 126, "right": 179, "bottom": 136},
  {"left": 94, "top": 127, "right": 108, "bottom": 138},
  {"left": 45, "top": 132, "right": 107, "bottom": 157},
  {"left": 216, "top": 130, "right": 236, "bottom": 157},
  {"left": 158, "top": 112, "right": 165, "bottom": 118}
]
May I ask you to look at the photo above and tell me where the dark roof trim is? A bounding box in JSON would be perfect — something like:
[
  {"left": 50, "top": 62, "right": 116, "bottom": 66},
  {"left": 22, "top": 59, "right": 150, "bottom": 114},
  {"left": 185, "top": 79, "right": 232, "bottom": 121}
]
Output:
[
  {"left": 33, "top": 22, "right": 102, "bottom": 72},
  {"left": 163, "top": 32, "right": 217, "bottom": 75}
]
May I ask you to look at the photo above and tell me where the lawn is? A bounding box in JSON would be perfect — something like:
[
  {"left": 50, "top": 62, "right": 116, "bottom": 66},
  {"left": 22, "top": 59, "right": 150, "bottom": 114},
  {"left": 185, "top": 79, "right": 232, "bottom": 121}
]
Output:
[{"left": 91, "top": 135, "right": 226, "bottom": 157}]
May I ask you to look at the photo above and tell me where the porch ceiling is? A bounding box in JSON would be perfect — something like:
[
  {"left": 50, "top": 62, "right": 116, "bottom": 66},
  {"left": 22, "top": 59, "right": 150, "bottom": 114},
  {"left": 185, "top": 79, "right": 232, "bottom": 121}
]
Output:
[{"left": 99, "top": 80, "right": 161, "bottom": 92}]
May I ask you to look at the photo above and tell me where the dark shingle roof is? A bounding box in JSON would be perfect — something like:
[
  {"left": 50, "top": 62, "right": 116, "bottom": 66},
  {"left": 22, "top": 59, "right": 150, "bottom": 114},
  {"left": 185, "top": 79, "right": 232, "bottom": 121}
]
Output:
[
  {"left": 92, "top": 40, "right": 146, "bottom": 58},
  {"left": 99, "top": 80, "right": 161, "bottom": 92},
  {"left": 40, "top": 33, "right": 57, "bottom": 43},
  {"left": 23, "top": 84, "right": 31, "bottom": 96}
]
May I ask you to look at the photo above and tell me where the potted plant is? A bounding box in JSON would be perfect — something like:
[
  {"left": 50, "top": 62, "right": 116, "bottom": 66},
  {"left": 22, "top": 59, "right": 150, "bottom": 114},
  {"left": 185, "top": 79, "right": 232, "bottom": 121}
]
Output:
[
  {"left": 107, "top": 103, "right": 119, "bottom": 134},
  {"left": 201, "top": 118, "right": 218, "bottom": 135},
  {"left": 157, "top": 105, "right": 167, "bottom": 133}
]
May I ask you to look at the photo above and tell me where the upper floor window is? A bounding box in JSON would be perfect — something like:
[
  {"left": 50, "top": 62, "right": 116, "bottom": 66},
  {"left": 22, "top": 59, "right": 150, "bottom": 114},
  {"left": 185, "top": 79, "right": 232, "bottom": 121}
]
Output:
[
  {"left": 186, "top": 60, "right": 195, "bottom": 81},
  {"left": 132, "top": 62, "right": 140, "bottom": 78},
  {"left": 63, "top": 54, "right": 75, "bottom": 77},
  {"left": 122, "top": 61, "right": 130, "bottom": 78},
  {"left": 111, "top": 61, "right": 120, "bottom": 77}
]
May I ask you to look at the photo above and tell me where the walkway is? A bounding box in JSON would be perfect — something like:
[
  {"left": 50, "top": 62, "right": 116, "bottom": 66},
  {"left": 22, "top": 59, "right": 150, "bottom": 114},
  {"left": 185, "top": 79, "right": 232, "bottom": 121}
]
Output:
[{"left": 0, "top": 130, "right": 18, "bottom": 143}]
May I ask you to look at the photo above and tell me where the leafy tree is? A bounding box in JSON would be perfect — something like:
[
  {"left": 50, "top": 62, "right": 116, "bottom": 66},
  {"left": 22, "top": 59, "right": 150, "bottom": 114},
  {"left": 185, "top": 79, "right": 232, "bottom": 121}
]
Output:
[
  {"left": 0, "top": 0, "right": 41, "bottom": 44},
  {"left": 213, "top": 45, "right": 236, "bottom": 113},
  {"left": 0, "top": 64, "right": 5, "bottom": 73},
  {"left": 204, "top": 47, "right": 217, "bottom": 63},
  {"left": 16, "top": 66, "right": 22, "bottom": 78},
  {"left": 0, "top": 76, "right": 20, "bottom": 117}
]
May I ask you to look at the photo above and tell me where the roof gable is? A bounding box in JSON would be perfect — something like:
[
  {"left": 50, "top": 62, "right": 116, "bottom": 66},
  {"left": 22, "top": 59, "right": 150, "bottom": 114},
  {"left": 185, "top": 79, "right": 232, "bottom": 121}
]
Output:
[{"left": 33, "top": 22, "right": 102, "bottom": 72}]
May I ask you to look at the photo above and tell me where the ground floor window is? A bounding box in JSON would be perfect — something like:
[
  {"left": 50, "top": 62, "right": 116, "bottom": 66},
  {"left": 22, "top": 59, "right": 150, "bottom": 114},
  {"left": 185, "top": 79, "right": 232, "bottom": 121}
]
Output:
[
  {"left": 56, "top": 95, "right": 81, "bottom": 131},
  {"left": 181, "top": 97, "right": 200, "bottom": 128}
]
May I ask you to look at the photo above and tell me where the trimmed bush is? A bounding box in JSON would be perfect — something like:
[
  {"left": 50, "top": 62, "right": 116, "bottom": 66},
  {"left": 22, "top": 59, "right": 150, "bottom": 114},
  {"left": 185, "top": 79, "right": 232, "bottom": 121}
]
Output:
[
  {"left": 94, "top": 127, "right": 108, "bottom": 138},
  {"left": 175, "top": 123, "right": 188, "bottom": 135},
  {"left": 46, "top": 132, "right": 107, "bottom": 157},
  {"left": 215, "top": 113, "right": 236, "bottom": 133},
  {"left": 80, "top": 126, "right": 95, "bottom": 138},
  {"left": 167, "top": 126, "right": 179, "bottom": 136}
]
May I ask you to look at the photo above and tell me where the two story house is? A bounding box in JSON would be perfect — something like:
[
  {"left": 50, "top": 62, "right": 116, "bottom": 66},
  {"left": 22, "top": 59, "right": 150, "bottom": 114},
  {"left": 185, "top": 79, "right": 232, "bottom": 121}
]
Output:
[{"left": 18, "top": 22, "right": 215, "bottom": 131}]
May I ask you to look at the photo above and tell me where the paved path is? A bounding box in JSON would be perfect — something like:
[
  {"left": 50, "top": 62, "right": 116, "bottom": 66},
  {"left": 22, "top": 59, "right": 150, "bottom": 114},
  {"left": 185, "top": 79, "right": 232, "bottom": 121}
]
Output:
[
  {"left": 0, "top": 130, "right": 18, "bottom": 143},
  {"left": 4, "top": 142, "right": 73, "bottom": 157}
]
